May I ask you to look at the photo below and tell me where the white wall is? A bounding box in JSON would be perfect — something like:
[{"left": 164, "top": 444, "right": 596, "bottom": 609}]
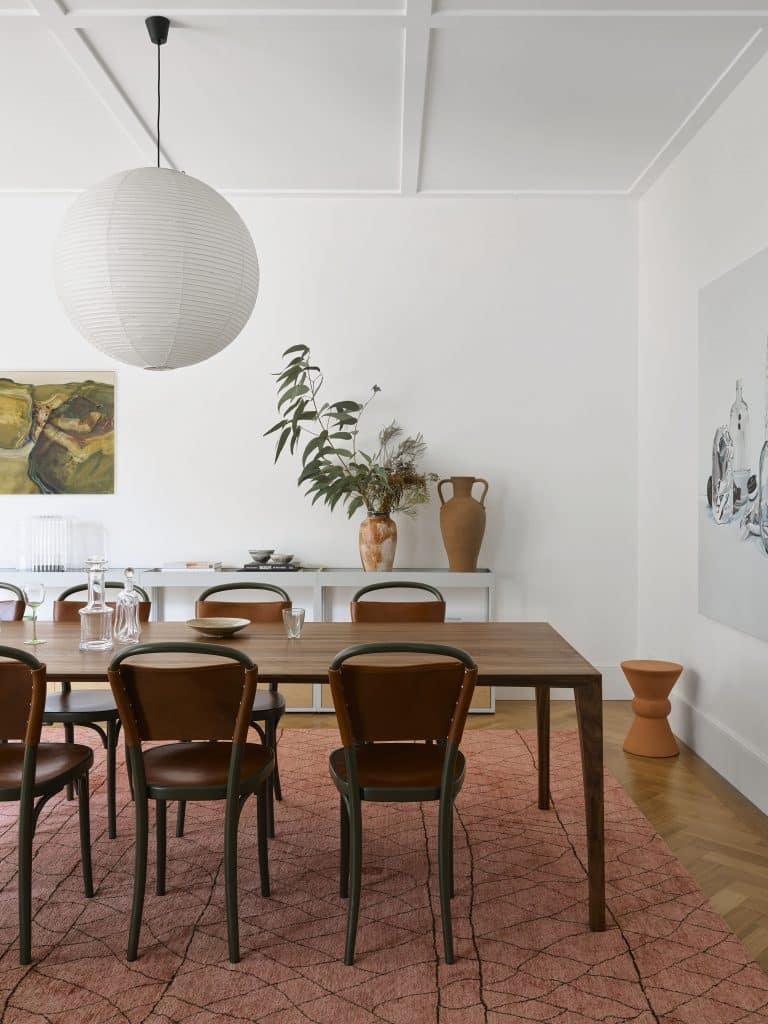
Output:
[
  {"left": 639, "top": 53, "right": 768, "bottom": 812},
  {"left": 0, "top": 195, "right": 638, "bottom": 694}
]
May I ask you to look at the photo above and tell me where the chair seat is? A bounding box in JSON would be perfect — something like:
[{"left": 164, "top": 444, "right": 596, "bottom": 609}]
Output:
[
  {"left": 142, "top": 742, "right": 273, "bottom": 798},
  {"left": 0, "top": 742, "right": 93, "bottom": 798},
  {"left": 250, "top": 691, "right": 286, "bottom": 719},
  {"left": 330, "top": 743, "right": 466, "bottom": 801},
  {"left": 43, "top": 688, "right": 117, "bottom": 721}
]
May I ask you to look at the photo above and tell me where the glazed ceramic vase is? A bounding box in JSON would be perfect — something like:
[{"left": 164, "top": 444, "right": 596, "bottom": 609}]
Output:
[
  {"left": 438, "top": 476, "right": 488, "bottom": 571},
  {"left": 359, "top": 513, "right": 397, "bottom": 571}
]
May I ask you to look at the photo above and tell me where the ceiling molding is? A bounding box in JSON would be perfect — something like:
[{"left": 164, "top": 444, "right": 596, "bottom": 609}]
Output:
[
  {"left": 417, "top": 188, "right": 629, "bottom": 197},
  {"left": 399, "top": 0, "right": 432, "bottom": 194},
  {"left": 1, "top": 1, "right": 767, "bottom": 196},
  {"left": 28, "top": 0, "right": 176, "bottom": 169},
  {"left": 9, "top": 8, "right": 407, "bottom": 25},
  {"left": 6, "top": 5, "right": 768, "bottom": 20},
  {"left": 629, "top": 26, "right": 767, "bottom": 194},
  {"left": 431, "top": 8, "right": 768, "bottom": 22}
]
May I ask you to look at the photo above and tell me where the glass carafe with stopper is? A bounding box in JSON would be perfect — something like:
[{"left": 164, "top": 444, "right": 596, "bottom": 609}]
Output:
[
  {"left": 79, "top": 557, "right": 114, "bottom": 651},
  {"left": 729, "top": 378, "right": 751, "bottom": 505},
  {"left": 114, "top": 567, "right": 141, "bottom": 643}
]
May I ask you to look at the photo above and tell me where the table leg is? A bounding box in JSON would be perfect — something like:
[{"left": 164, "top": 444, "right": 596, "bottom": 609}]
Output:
[
  {"left": 535, "top": 685, "right": 550, "bottom": 809},
  {"left": 574, "top": 678, "right": 605, "bottom": 932}
]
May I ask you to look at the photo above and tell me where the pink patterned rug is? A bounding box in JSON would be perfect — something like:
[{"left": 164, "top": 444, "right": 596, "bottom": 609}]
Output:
[{"left": 0, "top": 728, "right": 766, "bottom": 1024}]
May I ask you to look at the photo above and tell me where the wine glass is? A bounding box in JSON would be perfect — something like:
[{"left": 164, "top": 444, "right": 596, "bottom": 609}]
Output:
[{"left": 23, "top": 583, "right": 46, "bottom": 646}]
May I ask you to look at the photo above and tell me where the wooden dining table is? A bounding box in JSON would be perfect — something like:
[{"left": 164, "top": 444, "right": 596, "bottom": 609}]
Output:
[{"left": 0, "top": 619, "right": 605, "bottom": 932}]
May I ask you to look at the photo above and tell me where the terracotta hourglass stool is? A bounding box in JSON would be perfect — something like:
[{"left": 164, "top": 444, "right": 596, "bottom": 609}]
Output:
[{"left": 621, "top": 660, "right": 683, "bottom": 758}]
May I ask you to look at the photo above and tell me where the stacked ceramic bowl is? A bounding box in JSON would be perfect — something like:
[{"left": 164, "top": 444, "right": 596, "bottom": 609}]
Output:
[
  {"left": 248, "top": 549, "right": 274, "bottom": 563},
  {"left": 248, "top": 550, "right": 299, "bottom": 568}
]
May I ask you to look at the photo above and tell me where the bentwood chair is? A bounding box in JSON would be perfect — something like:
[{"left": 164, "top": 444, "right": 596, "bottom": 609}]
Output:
[
  {"left": 181, "top": 583, "right": 290, "bottom": 839},
  {"left": 0, "top": 646, "right": 94, "bottom": 964},
  {"left": 43, "top": 582, "right": 152, "bottom": 839},
  {"left": 328, "top": 642, "right": 477, "bottom": 965},
  {"left": 107, "top": 642, "right": 273, "bottom": 963},
  {"left": 0, "top": 583, "right": 25, "bottom": 622},
  {"left": 350, "top": 582, "right": 446, "bottom": 623}
]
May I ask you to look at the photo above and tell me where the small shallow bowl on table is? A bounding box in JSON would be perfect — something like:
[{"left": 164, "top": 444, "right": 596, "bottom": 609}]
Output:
[
  {"left": 185, "top": 617, "right": 251, "bottom": 639},
  {"left": 268, "top": 553, "right": 294, "bottom": 565},
  {"left": 248, "top": 549, "right": 274, "bottom": 563}
]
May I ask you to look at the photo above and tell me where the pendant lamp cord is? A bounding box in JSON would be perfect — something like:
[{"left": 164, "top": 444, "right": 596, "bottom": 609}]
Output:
[{"left": 156, "top": 42, "right": 161, "bottom": 169}]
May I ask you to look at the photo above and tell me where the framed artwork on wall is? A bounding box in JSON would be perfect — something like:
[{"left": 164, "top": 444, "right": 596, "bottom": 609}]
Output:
[
  {"left": 0, "top": 371, "right": 114, "bottom": 495},
  {"left": 699, "top": 249, "right": 768, "bottom": 641}
]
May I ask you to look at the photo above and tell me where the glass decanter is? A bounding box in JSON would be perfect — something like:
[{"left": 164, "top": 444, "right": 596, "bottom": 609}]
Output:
[
  {"left": 729, "top": 378, "right": 751, "bottom": 505},
  {"left": 114, "top": 567, "right": 141, "bottom": 643},
  {"left": 759, "top": 444, "right": 768, "bottom": 554},
  {"left": 79, "top": 556, "right": 114, "bottom": 651},
  {"left": 711, "top": 426, "right": 735, "bottom": 524}
]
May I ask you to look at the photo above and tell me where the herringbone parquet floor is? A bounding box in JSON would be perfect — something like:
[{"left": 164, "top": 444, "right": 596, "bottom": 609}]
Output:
[{"left": 283, "top": 699, "right": 768, "bottom": 972}]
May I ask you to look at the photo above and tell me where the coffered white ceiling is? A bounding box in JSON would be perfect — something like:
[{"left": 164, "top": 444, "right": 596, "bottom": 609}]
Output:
[{"left": 2, "top": 1, "right": 768, "bottom": 195}]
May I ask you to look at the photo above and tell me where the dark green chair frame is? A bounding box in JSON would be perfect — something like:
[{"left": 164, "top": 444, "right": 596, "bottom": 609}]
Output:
[
  {"left": 108, "top": 642, "right": 273, "bottom": 963},
  {"left": 0, "top": 645, "right": 94, "bottom": 963},
  {"left": 351, "top": 581, "right": 445, "bottom": 603},
  {"left": 42, "top": 582, "right": 150, "bottom": 840},
  {"left": 56, "top": 581, "right": 151, "bottom": 603},
  {"left": 177, "top": 582, "right": 292, "bottom": 841},
  {"left": 197, "top": 582, "right": 290, "bottom": 604},
  {"left": 328, "top": 641, "right": 477, "bottom": 966}
]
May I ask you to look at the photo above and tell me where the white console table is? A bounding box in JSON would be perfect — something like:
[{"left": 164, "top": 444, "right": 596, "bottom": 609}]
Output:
[{"left": 0, "top": 567, "right": 495, "bottom": 713}]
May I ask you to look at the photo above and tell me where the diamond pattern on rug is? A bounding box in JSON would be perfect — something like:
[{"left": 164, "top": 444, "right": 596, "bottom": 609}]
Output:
[{"left": 0, "top": 728, "right": 765, "bottom": 1023}]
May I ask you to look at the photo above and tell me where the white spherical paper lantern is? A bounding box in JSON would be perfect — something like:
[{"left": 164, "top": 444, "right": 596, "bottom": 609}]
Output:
[{"left": 54, "top": 167, "right": 259, "bottom": 370}]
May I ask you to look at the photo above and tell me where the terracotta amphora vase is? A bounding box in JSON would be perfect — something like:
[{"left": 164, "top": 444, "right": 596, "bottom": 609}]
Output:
[
  {"left": 359, "top": 513, "right": 397, "bottom": 571},
  {"left": 438, "top": 476, "right": 488, "bottom": 571}
]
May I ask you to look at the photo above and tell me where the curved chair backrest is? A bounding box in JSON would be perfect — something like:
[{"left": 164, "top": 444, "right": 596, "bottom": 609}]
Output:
[
  {"left": 0, "top": 645, "right": 46, "bottom": 745},
  {"left": 196, "top": 583, "right": 291, "bottom": 624},
  {"left": 54, "top": 582, "right": 151, "bottom": 624},
  {"left": 328, "top": 642, "right": 477, "bottom": 747},
  {"left": 350, "top": 581, "right": 446, "bottom": 624},
  {"left": 108, "top": 642, "right": 257, "bottom": 746},
  {"left": 0, "top": 583, "right": 26, "bottom": 623}
]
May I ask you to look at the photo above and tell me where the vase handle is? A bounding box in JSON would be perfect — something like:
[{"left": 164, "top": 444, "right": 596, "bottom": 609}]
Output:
[
  {"left": 473, "top": 478, "right": 489, "bottom": 505},
  {"left": 437, "top": 479, "right": 450, "bottom": 506}
]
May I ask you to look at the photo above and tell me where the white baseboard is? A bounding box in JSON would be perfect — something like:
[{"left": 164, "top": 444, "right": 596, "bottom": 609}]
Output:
[
  {"left": 497, "top": 665, "right": 630, "bottom": 702},
  {"left": 669, "top": 694, "right": 768, "bottom": 815}
]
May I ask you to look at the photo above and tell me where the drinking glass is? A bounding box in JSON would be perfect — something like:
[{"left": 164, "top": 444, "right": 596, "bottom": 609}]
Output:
[
  {"left": 283, "top": 607, "right": 305, "bottom": 639},
  {"left": 23, "top": 583, "right": 46, "bottom": 646}
]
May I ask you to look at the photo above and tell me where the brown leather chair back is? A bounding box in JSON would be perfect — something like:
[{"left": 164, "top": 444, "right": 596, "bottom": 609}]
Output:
[
  {"left": 328, "top": 642, "right": 477, "bottom": 746},
  {"left": 0, "top": 583, "right": 26, "bottom": 623},
  {"left": 54, "top": 600, "right": 152, "bottom": 624},
  {"left": 195, "top": 599, "right": 289, "bottom": 622},
  {"left": 350, "top": 582, "right": 446, "bottom": 624},
  {"left": 107, "top": 643, "right": 257, "bottom": 747},
  {"left": 54, "top": 582, "right": 151, "bottom": 624},
  {"left": 195, "top": 583, "right": 291, "bottom": 624},
  {"left": 0, "top": 646, "right": 46, "bottom": 745}
]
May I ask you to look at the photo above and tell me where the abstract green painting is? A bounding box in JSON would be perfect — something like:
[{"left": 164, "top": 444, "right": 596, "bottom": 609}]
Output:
[{"left": 0, "top": 372, "right": 114, "bottom": 494}]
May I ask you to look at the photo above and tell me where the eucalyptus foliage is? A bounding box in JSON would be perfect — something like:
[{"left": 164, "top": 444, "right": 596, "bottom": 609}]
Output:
[{"left": 265, "top": 345, "right": 437, "bottom": 518}]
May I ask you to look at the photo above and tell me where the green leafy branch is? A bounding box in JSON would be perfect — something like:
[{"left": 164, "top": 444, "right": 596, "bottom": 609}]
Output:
[{"left": 265, "top": 345, "right": 437, "bottom": 518}]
